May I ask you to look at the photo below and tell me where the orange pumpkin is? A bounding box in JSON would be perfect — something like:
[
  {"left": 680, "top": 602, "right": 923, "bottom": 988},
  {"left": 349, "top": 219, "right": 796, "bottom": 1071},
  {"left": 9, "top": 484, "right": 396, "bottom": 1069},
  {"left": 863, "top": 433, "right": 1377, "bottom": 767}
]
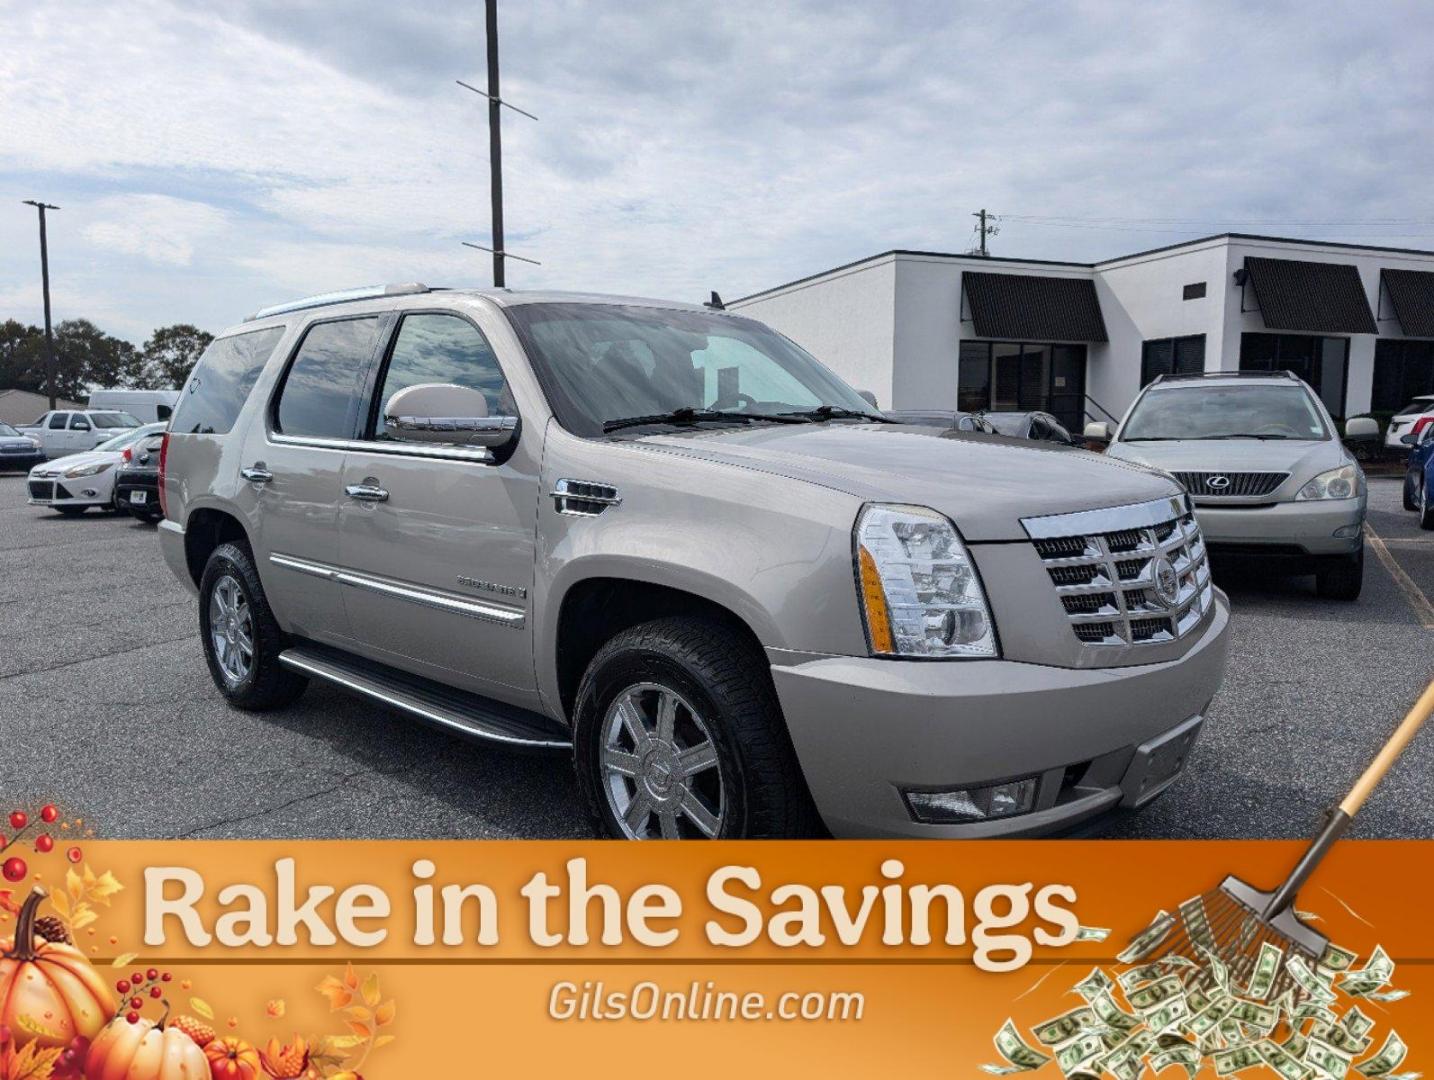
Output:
[
  {"left": 204, "top": 1036, "right": 262, "bottom": 1080},
  {"left": 0, "top": 887, "right": 114, "bottom": 1050},
  {"left": 84, "top": 1014, "right": 209, "bottom": 1080}
]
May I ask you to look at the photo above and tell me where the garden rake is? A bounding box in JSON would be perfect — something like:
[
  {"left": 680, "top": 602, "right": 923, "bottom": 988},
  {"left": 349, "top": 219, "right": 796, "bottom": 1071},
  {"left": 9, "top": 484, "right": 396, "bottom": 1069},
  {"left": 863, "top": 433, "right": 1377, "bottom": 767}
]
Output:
[{"left": 1136, "top": 678, "right": 1434, "bottom": 1003}]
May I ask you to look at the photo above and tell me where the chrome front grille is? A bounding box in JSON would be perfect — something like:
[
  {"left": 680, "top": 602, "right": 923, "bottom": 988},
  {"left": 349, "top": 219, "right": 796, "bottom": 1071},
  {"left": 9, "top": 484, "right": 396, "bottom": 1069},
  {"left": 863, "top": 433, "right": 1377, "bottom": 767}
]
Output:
[
  {"left": 1174, "top": 471, "right": 1288, "bottom": 499},
  {"left": 1023, "top": 494, "right": 1214, "bottom": 648}
]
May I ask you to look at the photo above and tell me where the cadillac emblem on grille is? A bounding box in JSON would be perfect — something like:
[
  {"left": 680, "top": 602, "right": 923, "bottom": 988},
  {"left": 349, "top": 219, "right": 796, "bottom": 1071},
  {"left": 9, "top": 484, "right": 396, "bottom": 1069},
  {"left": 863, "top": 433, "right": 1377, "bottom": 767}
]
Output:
[{"left": 1151, "top": 554, "right": 1181, "bottom": 608}]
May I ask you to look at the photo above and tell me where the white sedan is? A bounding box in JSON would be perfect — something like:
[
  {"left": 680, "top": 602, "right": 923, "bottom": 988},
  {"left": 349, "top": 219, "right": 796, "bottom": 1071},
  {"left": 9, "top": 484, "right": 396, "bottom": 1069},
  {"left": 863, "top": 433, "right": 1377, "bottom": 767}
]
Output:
[{"left": 26, "top": 422, "right": 167, "bottom": 515}]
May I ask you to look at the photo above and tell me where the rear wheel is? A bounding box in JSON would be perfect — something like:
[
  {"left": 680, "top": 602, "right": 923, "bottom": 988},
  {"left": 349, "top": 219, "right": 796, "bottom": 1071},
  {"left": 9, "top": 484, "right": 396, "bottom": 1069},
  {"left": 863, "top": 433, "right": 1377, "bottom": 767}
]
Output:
[
  {"left": 1420, "top": 479, "right": 1434, "bottom": 531},
  {"left": 1315, "top": 544, "right": 1364, "bottom": 601},
  {"left": 573, "top": 616, "right": 822, "bottom": 839},
  {"left": 199, "top": 541, "right": 308, "bottom": 710}
]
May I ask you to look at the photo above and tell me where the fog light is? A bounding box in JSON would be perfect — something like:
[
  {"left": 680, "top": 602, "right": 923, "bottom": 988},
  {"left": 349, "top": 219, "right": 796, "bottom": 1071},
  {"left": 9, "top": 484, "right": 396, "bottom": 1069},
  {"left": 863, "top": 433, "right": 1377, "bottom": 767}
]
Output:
[
  {"left": 905, "top": 778, "right": 1038, "bottom": 823},
  {"left": 1332, "top": 523, "right": 1361, "bottom": 539}
]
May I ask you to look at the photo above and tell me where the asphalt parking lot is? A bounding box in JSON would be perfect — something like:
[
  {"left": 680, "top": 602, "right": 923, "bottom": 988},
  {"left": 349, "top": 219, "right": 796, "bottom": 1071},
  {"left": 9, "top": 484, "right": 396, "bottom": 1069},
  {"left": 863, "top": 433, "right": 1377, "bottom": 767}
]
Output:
[{"left": 1, "top": 474, "right": 1431, "bottom": 841}]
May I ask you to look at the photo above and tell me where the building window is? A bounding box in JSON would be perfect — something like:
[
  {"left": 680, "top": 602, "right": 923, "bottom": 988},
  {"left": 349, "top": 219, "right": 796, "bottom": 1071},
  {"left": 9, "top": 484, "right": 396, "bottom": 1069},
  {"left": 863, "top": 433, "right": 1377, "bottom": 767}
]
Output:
[
  {"left": 1183, "top": 282, "right": 1206, "bottom": 300},
  {"left": 1372, "top": 339, "right": 1434, "bottom": 414},
  {"left": 957, "top": 341, "right": 1086, "bottom": 431},
  {"left": 1141, "top": 335, "right": 1205, "bottom": 386},
  {"left": 1238, "top": 332, "right": 1349, "bottom": 418}
]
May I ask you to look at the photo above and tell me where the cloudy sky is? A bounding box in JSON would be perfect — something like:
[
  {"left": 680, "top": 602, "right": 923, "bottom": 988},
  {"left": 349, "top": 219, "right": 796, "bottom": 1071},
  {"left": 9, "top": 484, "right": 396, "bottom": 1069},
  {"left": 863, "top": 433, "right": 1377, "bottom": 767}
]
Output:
[{"left": 2, "top": 0, "right": 1432, "bottom": 344}]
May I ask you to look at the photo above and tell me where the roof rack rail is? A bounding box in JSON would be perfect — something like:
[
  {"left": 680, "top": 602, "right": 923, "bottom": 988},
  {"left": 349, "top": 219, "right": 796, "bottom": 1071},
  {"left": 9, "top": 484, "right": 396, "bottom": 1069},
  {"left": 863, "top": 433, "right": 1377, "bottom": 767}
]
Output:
[
  {"left": 1150, "top": 370, "right": 1300, "bottom": 384},
  {"left": 246, "top": 283, "right": 433, "bottom": 322}
]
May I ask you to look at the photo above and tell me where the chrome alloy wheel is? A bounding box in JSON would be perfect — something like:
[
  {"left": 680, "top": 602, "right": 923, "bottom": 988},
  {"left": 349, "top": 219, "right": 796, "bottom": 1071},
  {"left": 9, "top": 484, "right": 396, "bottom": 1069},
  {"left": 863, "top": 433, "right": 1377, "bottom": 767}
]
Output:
[
  {"left": 208, "top": 574, "right": 254, "bottom": 686},
  {"left": 599, "top": 682, "right": 725, "bottom": 839}
]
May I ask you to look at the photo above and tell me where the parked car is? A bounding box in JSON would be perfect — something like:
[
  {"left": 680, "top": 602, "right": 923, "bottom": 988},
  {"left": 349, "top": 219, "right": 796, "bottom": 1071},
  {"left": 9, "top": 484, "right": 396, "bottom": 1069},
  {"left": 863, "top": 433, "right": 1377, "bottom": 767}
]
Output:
[
  {"left": 16, "top": 409, "right": 144, "bottom": 458},
  {"left": 1403, "top": 422, "right": 1434, "bottom": 530},
  {"left": 157, "top": 283, "right": 1229, "bottom": 840},
  {"left": 114, "top": 431, "right": 167, "bottom": 522},
  {"left": 1094, "top": 372, "right": 1370, "bottom": 600},
  {"left": 26, "top": 422, "right": 167, "bottom": 515},
  {"left": 0, "top": 423, "right": 45, "bottom": 472},
  {"left": 1384, "top": 394, "right": 1434, "bottom": 453},
  {"left": 885, "top": 409, "right": 996, "bottom": 433},
  {"left": 87, "top": 389, "right": 180, "bottom": 424},
  {"left": 984, "top": 410, "right": 1084, "bottom": 447}
]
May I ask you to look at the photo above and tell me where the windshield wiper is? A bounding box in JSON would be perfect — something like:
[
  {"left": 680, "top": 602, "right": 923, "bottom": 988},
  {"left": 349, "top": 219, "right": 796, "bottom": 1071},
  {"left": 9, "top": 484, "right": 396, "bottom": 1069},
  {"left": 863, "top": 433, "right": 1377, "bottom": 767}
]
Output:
[
  {"left": 1193, "top": 433, "right": 1293, "bottom": 440},
  {"left": 776, "top": 405, "right": 895, "bottom": 423},
  {"left": 601, "top": 407, "right": 808, "bottom": 433}
]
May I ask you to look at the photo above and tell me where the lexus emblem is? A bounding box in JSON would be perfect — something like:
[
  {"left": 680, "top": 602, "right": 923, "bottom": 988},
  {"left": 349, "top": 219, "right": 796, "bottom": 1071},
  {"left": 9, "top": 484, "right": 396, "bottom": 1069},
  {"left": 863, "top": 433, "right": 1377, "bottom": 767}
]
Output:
[
  {"left": 1151, "top": 555, "right": 1181, "bottom": 608},
  {"left": 1206, "top": 474, "right": 1231, "bottom": 491}
]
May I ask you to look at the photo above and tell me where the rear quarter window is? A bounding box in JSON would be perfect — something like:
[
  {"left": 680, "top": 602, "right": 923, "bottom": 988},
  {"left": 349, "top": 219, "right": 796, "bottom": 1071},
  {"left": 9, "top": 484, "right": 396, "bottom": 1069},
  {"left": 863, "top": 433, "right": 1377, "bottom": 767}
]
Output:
[{"left": 170, "top": 326, "right": 286, "bottom": 435}]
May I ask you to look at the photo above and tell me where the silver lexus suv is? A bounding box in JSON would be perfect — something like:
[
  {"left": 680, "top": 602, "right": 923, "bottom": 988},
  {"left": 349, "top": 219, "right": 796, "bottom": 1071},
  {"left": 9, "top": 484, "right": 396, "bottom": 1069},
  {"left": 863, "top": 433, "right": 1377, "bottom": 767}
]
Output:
[
  {"left": 1096, "top": 372, "right": 1368, "bottom": 600},
  {"left": 156, "top": 284, "right": 1230, "bottom": 839}
]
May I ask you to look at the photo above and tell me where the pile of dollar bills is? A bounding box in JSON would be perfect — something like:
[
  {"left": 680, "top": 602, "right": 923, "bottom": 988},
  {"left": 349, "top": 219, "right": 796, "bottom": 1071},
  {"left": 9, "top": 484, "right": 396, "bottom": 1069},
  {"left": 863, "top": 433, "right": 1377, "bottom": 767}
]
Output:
[{"left": 983, "top": 902, "right": 1414, "bottom": 1080}]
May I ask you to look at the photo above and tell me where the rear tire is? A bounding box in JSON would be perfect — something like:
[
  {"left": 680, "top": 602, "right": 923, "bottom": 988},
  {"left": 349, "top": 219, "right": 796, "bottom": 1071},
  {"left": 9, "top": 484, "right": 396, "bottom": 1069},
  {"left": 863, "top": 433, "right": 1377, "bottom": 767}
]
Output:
[
  {"left": 1420, "top": 480, "right": 1434, "bottom": 531},
  {"left": 573, "top": 616, "right": 823, "bottom": 839},
  {"left": 198, "top": 541, "right": 308, "bottom": 710},
  {"left": 1315, "top": 545, "right": 1364, "bottom": 601}
]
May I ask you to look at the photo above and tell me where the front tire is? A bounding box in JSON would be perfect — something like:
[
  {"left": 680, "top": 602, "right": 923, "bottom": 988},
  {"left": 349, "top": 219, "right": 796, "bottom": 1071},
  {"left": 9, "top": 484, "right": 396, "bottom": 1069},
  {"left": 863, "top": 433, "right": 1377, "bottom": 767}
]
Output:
[
  {"left": 1404, "top": 473, "right": 1419, "bottom": 512},
  {"left": 1420, "top": 479, "right": 1434, "bottom": 531},
  {"left": 1316, "top": 545, "right": 1364, "bottom": 601},
  {"left": 573, "top": 616, "right": 822, "bottom": 839},
  {"left": 198, "top": 541, "right": 308, "bottom": 710}
]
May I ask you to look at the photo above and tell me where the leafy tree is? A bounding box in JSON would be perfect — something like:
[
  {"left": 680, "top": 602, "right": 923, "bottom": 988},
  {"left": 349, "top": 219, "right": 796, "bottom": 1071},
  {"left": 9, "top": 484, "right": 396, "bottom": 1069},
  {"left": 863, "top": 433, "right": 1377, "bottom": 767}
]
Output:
[
  {"left": 0, "top": 320, "right": 46, "bottom": 394},
  {"left": 54, "top": 319, "right": 144, "bottom": 397},
  {"left": 142, "top": 324, "right": 214, "bottom": 389}
]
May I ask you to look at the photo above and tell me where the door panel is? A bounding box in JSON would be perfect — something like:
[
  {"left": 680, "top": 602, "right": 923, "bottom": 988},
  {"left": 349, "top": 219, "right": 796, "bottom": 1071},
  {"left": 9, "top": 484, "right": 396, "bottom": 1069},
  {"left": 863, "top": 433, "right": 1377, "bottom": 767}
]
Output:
[{"left": 335, "top": 450, "right": 539, "bottom": 701}]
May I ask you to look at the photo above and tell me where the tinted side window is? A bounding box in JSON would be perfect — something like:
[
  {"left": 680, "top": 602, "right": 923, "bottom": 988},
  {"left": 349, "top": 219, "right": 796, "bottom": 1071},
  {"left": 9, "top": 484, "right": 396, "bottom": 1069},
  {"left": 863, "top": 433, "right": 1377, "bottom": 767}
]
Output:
[
  {"left": 48, "top": 413, "right": 68, "bottom": 429},
  {"left": 369, "top": 314, "right": 511, "bottom": 440},
  {"left": 171, "top": 327, "right": 286, "bottom": 435},
  {"left": 275, "top": 317, "right": 382, "bottom": 440},
  {"left": 69, "top": 414, "right": 91, "bottom": 430}
]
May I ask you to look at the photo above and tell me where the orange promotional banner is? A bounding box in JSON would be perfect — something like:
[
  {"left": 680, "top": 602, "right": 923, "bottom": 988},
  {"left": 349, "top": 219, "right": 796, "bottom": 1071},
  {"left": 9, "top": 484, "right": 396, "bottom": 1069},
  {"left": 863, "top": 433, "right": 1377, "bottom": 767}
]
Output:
[{"left": 0, "top": 838, "right": 1427, "bottom": 1078}]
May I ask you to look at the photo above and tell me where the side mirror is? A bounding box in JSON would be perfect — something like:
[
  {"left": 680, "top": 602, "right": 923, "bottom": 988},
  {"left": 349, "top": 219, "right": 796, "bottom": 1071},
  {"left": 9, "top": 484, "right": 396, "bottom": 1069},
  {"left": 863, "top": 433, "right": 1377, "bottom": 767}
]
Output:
[
  {"left": 856, "top": 389, "right": 879, "bottom": 409},
  {"left": 1344, "top": 417, "right": 1379, "bottom": 439},
  {"left": 383, "top": 383, "right": 518, "bottom": 453},
  {"left": 1083, "top": 421, "right": 1111, "bottom": 442},
  {"left": 73, "top": 422, "right": 90, "bottom": 432}
]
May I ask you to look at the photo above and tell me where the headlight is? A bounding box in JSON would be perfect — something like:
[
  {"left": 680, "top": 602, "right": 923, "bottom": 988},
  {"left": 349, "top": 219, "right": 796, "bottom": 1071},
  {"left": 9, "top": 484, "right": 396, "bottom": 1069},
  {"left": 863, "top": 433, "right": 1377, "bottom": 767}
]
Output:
[
  {"left": 63, "top": 460, "right": 113, "bottom": 479},
  {"left": 854, "top": 504, "right": 998, "bottom": 658},
  {"left": 1295, "top": 463, "right": 1365, "bottom": 501}
]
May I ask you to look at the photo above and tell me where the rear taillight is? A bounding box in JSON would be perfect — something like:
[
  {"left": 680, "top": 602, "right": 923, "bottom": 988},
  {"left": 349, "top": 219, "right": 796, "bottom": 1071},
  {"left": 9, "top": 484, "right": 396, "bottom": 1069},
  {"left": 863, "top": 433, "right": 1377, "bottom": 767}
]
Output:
[
  {"left": 157, "top": 433, "right": 170, "bottom": 520},
  {"left": 120, "top": 447, "right": 132, "bottom": 465}
]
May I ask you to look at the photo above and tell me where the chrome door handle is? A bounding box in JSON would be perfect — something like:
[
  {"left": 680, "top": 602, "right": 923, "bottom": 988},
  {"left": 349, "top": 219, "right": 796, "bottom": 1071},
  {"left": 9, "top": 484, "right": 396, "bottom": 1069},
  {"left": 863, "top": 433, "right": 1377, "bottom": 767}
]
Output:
[
  {"left": 240, "top": 465, "right": 273, "bottom": 483},
  {"left": 345, "top": 483, "right": 389, "bottom": 502}
]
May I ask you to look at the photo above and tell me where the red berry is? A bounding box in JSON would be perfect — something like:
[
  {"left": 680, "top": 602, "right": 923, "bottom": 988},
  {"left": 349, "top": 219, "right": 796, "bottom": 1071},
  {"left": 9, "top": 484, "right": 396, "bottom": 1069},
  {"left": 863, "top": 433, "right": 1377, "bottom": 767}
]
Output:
[
  {"left": 161, "top": 972, "right": 172, "bottom": 982},
  {"left": 35, "top": 835, "right": 53, "bottom": 853},
  {"left": 40, "top": 805, "right": 58, "bottom": 824},
  {"left": 126, "top": 1012, "right": 139, "bottom": 1024},
  {"left": 131, "top": 972, "right": 143, "bottom": 985},
  {"left": 8, "top": 812, "right": 25, "bottom": 831},
  {"left": 1, "top": 857, "right": 26, "bottom": 883},
  {"left": 150, "top": 986, "right": 162, "bottom": 999},
  {"left": 66, "top": 846, "right": 82, "bottom": 864},
  {"left": 116, "top": 980, "right": 130, "bottom": 994},
  {"left": 146, "top": 968, "right": 159, "bottom": 981},
  {"left": 129, "top": 997, "right": 143, "bottom": 1010}
]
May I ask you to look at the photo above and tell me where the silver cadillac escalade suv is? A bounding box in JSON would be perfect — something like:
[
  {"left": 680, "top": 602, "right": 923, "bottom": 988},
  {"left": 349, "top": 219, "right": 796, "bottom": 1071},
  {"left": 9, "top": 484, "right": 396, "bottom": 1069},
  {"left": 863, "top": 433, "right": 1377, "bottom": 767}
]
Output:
[{"left": 156, "top": 284, "right": 1230, "bottom": 839}]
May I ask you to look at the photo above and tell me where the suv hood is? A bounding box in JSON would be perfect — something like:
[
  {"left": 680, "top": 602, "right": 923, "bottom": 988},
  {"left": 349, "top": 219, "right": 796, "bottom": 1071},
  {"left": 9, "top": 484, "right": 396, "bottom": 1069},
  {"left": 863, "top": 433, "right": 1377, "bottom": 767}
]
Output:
[
  {"left": 1104, "top": 438, "right": 1346, "bottom": 482},
  {"left": 636, "top": 423, "right": 1179, "bottom": 542}
]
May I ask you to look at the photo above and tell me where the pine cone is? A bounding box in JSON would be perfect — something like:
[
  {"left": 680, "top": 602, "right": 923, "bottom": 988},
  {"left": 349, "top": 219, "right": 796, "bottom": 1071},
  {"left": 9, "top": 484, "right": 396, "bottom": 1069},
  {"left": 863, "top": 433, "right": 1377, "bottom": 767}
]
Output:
[{"left": 34, "top": 915, "right": 70, "bottom": 944}]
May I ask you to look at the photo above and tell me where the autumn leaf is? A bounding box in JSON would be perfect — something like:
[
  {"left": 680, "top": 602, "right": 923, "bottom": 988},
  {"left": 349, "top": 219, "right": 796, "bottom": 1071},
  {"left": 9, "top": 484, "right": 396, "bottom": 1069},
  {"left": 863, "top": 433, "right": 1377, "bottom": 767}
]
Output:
[
  {"left": 316, "top": 975, "right": 353, "bottom": 1011},
  {"left": 0, "top": 890, "right": 20, "bottom": 917},
  {"left": 321, "top": 1035, "right": 365, "bottom": 1052},
  {"left": 360, "top": 972, "right": 381, "bottom": 1008},
  {"left": 373, "top": 1034, "right": 396, "bottom": 1049},
  {"left": 2, "top": 1041, "right": 64, "bottom": 1080},
  {"left": 190, "top": 997, "right": 215, "bottom": 1020},
  {"left": 342, "top": 963, "right": 359, "bottom": 990},
  {"left": 87, "top": 869, "right": 124, "bottom": 905},
  {"left": 65, "top": 869, "right": 84, "bottom": 904},
  {"left": 71, "top": 908, "right": 98, "bottom": 931},
  {"left": 266, "top": 999, "right": 286, "bottom": 1019},
  {"left": 111, "top": 952, "right": 138, "bottom": 968},
  {"left": 345, "top": 1020, "right": 372, "bottom": 1040},
  {"left": 46, "top": 892, "right": 69, "bottom": 919},
  {"left": 373, "top": 1000, "right": 395, "bottom": 1027},
  {"left": 342, "top": 1006, "right": 371, "bottom": 1025}
]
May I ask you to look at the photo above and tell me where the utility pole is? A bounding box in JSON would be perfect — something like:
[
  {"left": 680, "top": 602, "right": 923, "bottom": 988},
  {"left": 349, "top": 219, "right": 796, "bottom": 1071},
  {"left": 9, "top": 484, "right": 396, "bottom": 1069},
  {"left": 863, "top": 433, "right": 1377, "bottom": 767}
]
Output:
[
  {"left": 456, "top": 0, "right": 538, "bottom": 284},
  {"left": 971, "top": 208, "right": 999, "bottom": 257},
  {"left": 22, "top": 200, "right": 60, "bottom": 408}
]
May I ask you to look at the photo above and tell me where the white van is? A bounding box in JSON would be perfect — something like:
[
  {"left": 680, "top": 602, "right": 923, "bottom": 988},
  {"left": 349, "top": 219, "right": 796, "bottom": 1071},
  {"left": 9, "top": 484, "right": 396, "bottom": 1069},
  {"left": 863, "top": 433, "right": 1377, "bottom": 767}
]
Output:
[{"left": 87, "top": 389, "right": 180, "bottom": 424}]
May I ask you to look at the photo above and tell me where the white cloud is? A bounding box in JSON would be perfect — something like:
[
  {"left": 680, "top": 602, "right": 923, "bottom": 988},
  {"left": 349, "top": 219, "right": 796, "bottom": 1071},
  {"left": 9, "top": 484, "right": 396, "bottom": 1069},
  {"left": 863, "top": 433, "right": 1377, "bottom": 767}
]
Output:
[{"left": 82, "top": 195, "right": 230, "bottom": 267}]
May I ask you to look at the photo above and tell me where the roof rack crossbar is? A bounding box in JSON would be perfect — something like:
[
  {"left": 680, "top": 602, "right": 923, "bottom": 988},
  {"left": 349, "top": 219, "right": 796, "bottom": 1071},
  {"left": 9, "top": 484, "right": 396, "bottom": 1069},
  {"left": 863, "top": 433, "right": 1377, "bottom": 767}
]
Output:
[
  {"left": 246, "top": 283, "right": 433, "bottom": 321},
  {"left": 1150, "top": 370, "right": 1299, "bottom": 384}
]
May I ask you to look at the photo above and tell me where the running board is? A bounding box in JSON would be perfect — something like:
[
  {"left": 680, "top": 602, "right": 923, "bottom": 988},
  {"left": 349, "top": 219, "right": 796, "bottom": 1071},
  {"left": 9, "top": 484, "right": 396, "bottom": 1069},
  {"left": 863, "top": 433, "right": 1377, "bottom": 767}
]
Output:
[{"left": 278, "top": 643, "right": 571, "bottom": 753}]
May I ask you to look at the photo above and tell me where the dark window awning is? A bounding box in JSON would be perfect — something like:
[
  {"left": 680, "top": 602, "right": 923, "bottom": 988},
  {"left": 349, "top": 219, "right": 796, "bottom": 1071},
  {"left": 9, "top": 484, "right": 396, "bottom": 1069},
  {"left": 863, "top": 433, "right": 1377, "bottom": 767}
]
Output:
[
  {"left": 962, "top": 271, "right": 1108, "bottom": 342},
  {"left": 1243, "top": 256, "right": 1376, "bottom": 335},
  {"left": 1381, "top": 268, "right": 1434, "bottom": 338}
]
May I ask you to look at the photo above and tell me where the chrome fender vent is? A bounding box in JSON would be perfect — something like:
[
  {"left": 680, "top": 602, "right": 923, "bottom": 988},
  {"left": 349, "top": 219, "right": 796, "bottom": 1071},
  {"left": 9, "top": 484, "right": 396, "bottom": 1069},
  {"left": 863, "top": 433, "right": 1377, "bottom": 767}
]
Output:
[{"left": 551, "top": 478, "right": 622, "bottom": 516}]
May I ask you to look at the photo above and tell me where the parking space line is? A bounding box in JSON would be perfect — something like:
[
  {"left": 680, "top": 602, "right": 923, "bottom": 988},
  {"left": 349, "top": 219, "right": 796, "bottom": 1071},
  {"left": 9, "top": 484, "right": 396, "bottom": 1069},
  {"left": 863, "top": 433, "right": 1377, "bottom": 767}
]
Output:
[{"left": 1366, "top": 522, "right": 1434, "bottom": 630}]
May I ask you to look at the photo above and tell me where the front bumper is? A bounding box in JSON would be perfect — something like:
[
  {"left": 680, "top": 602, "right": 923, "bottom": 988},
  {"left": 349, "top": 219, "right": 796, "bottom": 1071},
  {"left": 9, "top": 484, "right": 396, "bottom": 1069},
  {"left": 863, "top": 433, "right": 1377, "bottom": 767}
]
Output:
[
  {"left": 26, "top": 476, "right": 113, "bottom": 507},
  {"left": 1194, "top": 496, "right": 1365, "bottom": 557},
  {"left": 770, "top": 590, "right": 1230, "bottom": 838}
]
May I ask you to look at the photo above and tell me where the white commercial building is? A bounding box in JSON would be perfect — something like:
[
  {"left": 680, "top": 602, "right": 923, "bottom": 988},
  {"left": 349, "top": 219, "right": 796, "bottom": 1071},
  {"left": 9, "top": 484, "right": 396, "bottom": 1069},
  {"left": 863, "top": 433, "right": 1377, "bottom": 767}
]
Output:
[{"left": 730, "top": 233, "right": 1434, "bottom": 434}]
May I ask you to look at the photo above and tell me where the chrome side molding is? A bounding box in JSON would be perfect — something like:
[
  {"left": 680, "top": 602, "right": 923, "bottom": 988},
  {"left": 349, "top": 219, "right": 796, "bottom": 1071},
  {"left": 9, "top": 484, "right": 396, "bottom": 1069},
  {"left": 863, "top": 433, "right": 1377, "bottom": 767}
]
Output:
[{"left": 268, "top": 553, "right": 524, "bottom": 627}]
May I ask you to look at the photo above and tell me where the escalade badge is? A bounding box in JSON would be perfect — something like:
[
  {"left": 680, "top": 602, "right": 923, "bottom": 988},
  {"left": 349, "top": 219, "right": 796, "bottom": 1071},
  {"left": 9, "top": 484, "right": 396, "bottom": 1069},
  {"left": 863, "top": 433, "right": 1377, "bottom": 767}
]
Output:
[
  {"left": 1151, "top": 555, "right": 1181, "bottom": 608},
  {"left": 1206, "top": 475, "right": 1231, "bottom": 490}
]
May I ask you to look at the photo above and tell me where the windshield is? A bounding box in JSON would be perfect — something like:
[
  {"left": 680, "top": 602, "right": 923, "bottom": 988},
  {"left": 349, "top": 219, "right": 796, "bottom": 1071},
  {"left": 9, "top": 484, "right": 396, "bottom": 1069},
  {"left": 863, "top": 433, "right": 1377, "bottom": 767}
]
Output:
[
  {"left": 1121, "top": 385, "right": 1329, "bottom": 441},
  {"left": 91, "top": 411, "right": 142, "bottom": 429},
  {"left": 94, "top": 422, "right": 165, "bottom": 453},
  {"left": 1395, "top": 397, "right": 1434, "bottom": 416},
  {"left": 0, "top": 424, "right": 18, "bottom": 438},
  {"left": 504, "top": 303, "right": 875, "bottom": 436}
]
